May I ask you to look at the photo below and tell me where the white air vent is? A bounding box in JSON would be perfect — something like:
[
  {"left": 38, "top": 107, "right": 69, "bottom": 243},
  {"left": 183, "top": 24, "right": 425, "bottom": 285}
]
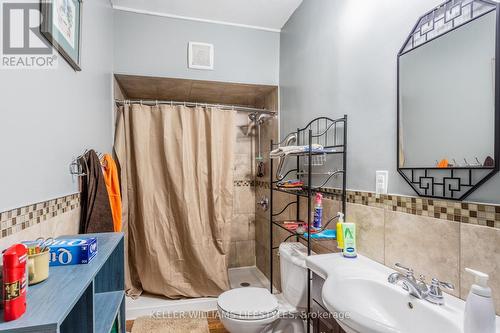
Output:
[{"left": 188, "top": 42, "right": 214, "bottom": 70}]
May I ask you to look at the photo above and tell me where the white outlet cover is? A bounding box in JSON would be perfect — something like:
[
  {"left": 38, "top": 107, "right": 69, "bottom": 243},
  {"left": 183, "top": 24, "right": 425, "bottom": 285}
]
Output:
[{"left": 376, "top": 170, "right": 388, "bottom": 195}]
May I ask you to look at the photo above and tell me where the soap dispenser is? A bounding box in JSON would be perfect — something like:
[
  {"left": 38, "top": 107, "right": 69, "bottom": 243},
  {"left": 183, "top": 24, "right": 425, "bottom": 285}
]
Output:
[
  {"left": 336, "top": 212, "right": 344, "bottom": 250},
  {"left": 464, "top": 268, "right": 496, "bottom": 333}
]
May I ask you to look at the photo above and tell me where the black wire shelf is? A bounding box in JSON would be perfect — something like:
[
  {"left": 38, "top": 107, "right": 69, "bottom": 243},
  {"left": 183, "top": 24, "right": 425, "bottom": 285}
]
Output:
[
  {"left": 269, "top": 115, "right": 347, "bottom": 333},
  {"left": 271, "top": 220, "right": 337, "bottom": 244}
]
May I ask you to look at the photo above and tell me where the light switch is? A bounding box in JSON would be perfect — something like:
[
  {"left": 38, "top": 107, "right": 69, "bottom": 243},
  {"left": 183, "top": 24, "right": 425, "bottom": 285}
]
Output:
[{"left": 376, "top": 171, "right": 388, "bottom": 195}]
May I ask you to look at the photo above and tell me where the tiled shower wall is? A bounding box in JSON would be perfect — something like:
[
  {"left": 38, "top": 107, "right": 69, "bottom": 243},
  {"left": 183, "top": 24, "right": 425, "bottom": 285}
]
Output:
[{"left": 229, "top": 112, "right": 257, "bottom": 268}]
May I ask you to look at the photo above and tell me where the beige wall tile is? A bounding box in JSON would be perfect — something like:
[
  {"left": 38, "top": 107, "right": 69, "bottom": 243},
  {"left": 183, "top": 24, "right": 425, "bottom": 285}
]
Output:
[
  {"left": 231, "top": 214, "right": 255, "bottom": 242},
  {"left": 228, "top": 242, "right": 238, "bottom": 268},
  {"left": 233, "top": 186, "right": 255, "bottom": 214},
  {"left": 348, "top": 203, "right": 385, "bottom": 264},
  {"left": 255, "top": 215, "right": 269, "bottom": 249},
  {"left": 273, "top": 192, "right": 295, "bottom": 220},
  {"left": 235, "top": 136, "right": 253, "bottom": 156},
  {"left": 40, "top": 209, "right": 80, "bottom": 238},
  {"left": 385, "top": 210, "right": 460, "bottom": 297},
  {"left": 231, "top": 215, "right": 248, "bottom": 242},
  {"left": 460, "top": 223, "right": 500, "bottom": 314},
  {"left": 323, "top": 198, "right": 341, "bottom": 221},
  {"left": 236, "top": 240, "right": 256, "bottom": 267},
  {"left": 234, "top": 153, "right": 254, "bottom": 180}
]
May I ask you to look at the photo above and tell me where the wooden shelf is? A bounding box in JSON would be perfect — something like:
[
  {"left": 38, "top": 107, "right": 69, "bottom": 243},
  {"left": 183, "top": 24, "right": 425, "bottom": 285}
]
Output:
[
  {"left": 95, "top": 291, "right": 124, "bottom": 333},
  {"left": 0, "top": 233, "right": 125, "bottom": 333}
]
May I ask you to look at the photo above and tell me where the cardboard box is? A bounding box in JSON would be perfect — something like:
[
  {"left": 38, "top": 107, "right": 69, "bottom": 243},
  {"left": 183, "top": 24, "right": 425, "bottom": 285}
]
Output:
[{"left": 47, "top": 238, "right": 98, "bottom": 266}]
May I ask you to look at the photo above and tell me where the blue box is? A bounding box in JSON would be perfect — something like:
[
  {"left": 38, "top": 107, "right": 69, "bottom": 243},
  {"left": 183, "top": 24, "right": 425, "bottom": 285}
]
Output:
[{"left": 47, "top": 238, "right": 98, "bottom": 266}]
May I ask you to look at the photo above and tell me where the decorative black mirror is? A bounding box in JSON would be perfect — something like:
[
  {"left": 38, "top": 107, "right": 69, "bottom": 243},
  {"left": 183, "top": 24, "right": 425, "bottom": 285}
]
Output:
[{"left": 397, "top": 0, "right": 500, "bottom": 200}]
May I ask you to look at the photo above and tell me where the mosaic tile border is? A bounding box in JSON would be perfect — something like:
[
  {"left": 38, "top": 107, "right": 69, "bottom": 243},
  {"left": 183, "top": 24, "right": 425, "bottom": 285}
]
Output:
[
  {"left": 0, "top": 194, "right": 80, "bottom": 238},
  {"left": 234, "top": 180, "right": 255, "bottom": 187},
  {"left": 255, "top": 180, "right": 500, "bottom": 229}
]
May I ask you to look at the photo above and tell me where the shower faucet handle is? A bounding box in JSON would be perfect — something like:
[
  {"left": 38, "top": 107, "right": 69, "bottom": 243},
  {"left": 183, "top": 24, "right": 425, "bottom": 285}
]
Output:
[{"left": 258, "top": 197, "right": 269, "bottom": 211}]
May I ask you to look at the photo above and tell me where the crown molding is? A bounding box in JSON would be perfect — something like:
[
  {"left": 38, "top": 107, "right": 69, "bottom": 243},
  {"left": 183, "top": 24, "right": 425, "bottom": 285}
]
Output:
[{"left": 112, "top": 5, "right": 282, "bottom": 33}]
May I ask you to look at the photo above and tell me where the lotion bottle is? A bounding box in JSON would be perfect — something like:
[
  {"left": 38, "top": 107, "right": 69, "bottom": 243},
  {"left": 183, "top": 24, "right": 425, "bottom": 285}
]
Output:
[{"left": 464, "top": 268, "right": 496, "bottom": 333}]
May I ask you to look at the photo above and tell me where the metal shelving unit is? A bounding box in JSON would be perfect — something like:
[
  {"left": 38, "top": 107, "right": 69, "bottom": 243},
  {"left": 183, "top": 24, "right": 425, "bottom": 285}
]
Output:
[{"left": 269, "top": 115, "right": 347, "bottom": 333}]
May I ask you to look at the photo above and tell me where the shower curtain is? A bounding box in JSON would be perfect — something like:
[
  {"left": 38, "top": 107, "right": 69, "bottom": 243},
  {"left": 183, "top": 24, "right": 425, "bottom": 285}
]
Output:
[{"left": 114, "top": 104, "right": 235, "bottom": 298}]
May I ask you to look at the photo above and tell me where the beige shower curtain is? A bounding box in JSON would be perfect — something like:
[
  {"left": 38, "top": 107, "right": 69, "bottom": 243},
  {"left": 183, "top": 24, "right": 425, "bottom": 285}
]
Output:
[{"left": 114, "top": 104, "right": 235, "bottom": 298}]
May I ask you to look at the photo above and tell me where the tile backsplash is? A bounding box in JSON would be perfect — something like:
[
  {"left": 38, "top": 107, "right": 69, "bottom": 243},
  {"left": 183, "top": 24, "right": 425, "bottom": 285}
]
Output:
[{"left": 0, "top": 194, "right": 80, "bottom": 239}]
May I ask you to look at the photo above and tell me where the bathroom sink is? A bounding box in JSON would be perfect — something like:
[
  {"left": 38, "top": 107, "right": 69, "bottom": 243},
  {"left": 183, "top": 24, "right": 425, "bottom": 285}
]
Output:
[{"left": 306, "top": 253, "right": 500, "bottom": 333}]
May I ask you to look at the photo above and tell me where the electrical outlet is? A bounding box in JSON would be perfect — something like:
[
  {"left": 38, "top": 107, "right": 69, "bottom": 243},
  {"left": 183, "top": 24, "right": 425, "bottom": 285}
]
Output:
[{"left": 376, "top": 171, "right": 388, "bottom": 195}]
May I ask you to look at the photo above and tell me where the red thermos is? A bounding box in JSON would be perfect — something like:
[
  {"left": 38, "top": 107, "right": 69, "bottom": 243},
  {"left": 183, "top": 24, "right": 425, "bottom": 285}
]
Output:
[{"left": 3, "top": 244, "right": 28, "bottom": 321}]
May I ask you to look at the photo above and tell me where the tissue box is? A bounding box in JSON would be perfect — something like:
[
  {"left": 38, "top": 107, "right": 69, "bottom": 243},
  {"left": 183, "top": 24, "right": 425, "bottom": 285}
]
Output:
[{"left": 47, "top": 238, "right": 98, "bottom": 266}]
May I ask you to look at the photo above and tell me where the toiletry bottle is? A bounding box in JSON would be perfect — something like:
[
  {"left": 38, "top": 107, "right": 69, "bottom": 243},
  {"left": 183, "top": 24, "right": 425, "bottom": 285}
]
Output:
[
  {"left": 464, "top": 268, "right": 495, "bottom": 333},
  {"left": 336, "top": 212, "right": 344, "bottom": 250},
  {"left": 313, "top": 193, "right": 323, "bottom": 229},
  {"left": 342, "top": 223, "right": 357, "bottom": 258}
]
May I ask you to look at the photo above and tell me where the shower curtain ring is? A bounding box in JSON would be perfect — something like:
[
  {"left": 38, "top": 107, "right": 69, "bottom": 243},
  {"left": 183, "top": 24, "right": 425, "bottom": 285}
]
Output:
[
  {"left": 155, "top": 100, "right": 158, "bottom": 106},
  {"left": 140, "top": 100, "right": 143, "bottom": 105}
]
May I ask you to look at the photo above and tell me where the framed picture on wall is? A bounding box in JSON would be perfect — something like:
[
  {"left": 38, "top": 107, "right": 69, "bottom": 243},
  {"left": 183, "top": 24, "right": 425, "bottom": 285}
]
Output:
[{"left": 41, "top": 0, "right": 82, "bottom": 71}]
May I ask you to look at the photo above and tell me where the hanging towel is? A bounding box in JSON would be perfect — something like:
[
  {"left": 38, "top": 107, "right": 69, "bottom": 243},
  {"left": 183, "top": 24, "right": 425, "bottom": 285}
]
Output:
[
  {"left": 79, "top": 150, "right": 114, "bottom": 234},
  {"left": 269, "top": 144, "right": 324, "bottom": 158},
  {"left": 102, "top": 154, "right": 122, "bottom": 232}
]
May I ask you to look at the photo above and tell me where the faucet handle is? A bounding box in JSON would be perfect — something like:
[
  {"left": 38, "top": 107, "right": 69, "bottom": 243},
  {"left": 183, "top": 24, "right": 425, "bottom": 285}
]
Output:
[
  {"left": 395, "top": 263, "right": 415, "bottom": 280},
  {"left": 431, "top": 278, "right": 455, "bottom": 290},
  {"left": 427, "top": 278, "right": 455, "bottom": 305}
]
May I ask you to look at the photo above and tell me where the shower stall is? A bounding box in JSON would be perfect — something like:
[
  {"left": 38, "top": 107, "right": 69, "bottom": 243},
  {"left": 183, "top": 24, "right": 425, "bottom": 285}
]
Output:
[{"left": 113, "top": 74, "right": 279, "bottom": 318}]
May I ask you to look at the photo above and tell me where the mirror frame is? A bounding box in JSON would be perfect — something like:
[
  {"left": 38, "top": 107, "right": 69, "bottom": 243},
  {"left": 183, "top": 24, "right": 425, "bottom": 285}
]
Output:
[{"left": 397, "top": 0, "right": 500, "bottom": 201}]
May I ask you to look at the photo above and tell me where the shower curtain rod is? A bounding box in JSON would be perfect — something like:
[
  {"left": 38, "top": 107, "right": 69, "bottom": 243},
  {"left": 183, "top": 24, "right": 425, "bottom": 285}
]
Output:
[{"left": 115, "top": 99, "right": 276, "bottom": 114}]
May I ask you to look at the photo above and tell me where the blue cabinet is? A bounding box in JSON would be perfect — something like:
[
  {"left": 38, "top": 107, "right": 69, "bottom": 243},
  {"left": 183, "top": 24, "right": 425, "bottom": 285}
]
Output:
[{"left": 0, "top": 233, "right": 125, "bottom": 333}]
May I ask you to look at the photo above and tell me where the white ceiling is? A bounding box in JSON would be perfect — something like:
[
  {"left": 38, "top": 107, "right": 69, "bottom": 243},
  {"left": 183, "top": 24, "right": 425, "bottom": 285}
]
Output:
[{"left": 111, "top": 0, "right": 303, "bottom": 31}]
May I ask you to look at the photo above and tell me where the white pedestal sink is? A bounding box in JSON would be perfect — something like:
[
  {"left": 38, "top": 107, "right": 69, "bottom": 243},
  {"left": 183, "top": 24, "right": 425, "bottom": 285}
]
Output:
[{"left": 306, "top": 253, "right": 500, "bottom": 333}]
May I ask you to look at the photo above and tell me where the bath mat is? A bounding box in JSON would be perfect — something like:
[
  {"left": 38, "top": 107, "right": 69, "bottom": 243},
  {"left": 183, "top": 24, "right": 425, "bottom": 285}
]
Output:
[{"left": 131, "top": 315, "right": 210, "bottom": 333}]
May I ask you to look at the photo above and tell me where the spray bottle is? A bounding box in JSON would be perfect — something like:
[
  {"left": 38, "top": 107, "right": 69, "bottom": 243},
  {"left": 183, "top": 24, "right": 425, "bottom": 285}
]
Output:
[{"left": 313, "top": 193, "right": 323, "bottom": 229}]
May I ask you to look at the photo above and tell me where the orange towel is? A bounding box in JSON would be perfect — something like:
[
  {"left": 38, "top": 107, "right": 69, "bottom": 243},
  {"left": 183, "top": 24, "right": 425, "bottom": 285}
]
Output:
[{"left": 102, "top": 154, "right": 122, "bottom": 232}]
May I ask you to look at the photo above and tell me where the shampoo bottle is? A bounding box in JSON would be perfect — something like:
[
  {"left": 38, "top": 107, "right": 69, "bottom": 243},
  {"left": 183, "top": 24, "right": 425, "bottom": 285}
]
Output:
[
  {"left": 464, "top": 268, "right": 495, "bottom": 333},
  {"left": 313, "top": 193, "right": 323, "bottom": 229},
  {"left": 336, "top": 212, "right": 344, "bottom": 250}
]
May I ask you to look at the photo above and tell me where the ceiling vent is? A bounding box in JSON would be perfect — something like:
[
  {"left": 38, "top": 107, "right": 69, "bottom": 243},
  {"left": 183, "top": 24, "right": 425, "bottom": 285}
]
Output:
[{"left": 188, "top": 42, "right": 214, "bottom": 70}]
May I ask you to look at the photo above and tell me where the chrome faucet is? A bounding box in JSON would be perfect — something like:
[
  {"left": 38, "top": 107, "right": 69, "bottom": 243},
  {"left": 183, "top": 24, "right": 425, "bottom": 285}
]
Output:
[{"left": 388, "top": 263, "right": 454, "bottom": 305}]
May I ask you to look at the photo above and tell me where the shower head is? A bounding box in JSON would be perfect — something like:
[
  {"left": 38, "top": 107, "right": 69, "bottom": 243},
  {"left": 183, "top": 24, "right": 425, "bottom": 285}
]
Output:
[
  {"left": 248, "top": 113, "right": 258, "bottom": 122},
  {"left": 257, "top": 113, "right": 275, "bottom": 125}
]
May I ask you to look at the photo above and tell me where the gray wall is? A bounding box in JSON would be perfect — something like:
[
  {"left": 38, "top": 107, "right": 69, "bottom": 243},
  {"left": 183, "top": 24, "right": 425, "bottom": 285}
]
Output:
[
  {"left": 280, "top": 0, "right": 500, "bottom": 204},
  {"left": 0, "top": 0, "right": 114, "bottom": 212},
  {"left": 113, "top": 10, "right": 280, "bottom": 85}
]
